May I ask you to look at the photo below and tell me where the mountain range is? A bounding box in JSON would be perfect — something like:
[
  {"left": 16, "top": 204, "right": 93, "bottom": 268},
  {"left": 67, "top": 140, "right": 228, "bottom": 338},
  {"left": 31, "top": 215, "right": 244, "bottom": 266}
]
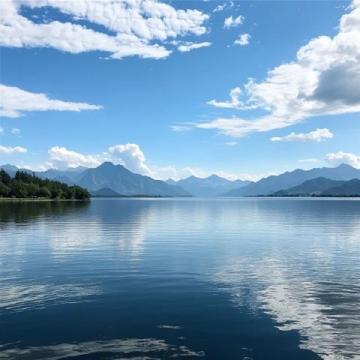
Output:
[
  {"left": 224, "top": 164, "right": 360, "bottom": 196},
  {"left": 167, "top": 175, "right": 250, "bottom": 197},
  {"left": 0, "top": 162, "right": 189, "bottom": 197},
  {"left": 2, "top": 163, "right": 360, "bottom": 198},
  {"left": 272, "top": 177, "right": 360, "bottom": 197}
]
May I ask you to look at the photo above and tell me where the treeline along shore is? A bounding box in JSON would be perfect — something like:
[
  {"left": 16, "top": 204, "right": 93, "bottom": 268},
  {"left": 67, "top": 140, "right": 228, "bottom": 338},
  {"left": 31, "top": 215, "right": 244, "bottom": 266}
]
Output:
[{"left": 0, "top": 170, "right": 90, "bottom": 201}]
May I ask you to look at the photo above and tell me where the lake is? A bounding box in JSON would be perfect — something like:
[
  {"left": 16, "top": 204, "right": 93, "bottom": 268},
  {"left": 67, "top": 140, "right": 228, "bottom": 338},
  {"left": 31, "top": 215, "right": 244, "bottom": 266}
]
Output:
[{"left": 0, "top": 198, "right": 359, "bottom": 359}]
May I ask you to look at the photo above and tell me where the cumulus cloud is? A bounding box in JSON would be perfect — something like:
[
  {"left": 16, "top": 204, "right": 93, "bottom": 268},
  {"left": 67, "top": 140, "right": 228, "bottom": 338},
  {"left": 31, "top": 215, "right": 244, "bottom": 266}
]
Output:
[
  {"left": 194, "top": 0, "right": 360, "bottom": 137},
  {"left": 177, "top": 41, "right": 211, "bottom": 53},
  {"left": 108, "top": 144, "right": 152, "bottom": 176},
  {"left": 207, "top": 87, "right": 243, "bottom": 109},
  {"left": 0, "top": 145, "right": 27, "bottom": 154},
  {"left": 48, "top": 146, "right": 101, "bottom": 169},
  {"left": 234, "top": 33, "right": 250, "bottom": 46},
  {"left": 45, "top": 143, "right": 152, "bottom": 175},
  {"left": 0, "top": 84, "right": 101, "bottom": 118},
  {"left": 326, "top": 151, "right": 360, "bottom": 168},
  {"left": 271, "top": 128, "right": 333, "bottom": 142},
  {"left": 0, "top": 0, "right": 209, "bottom": 60},
  {"left": 224, "top": 15, "right": 244, "bottom": 28}
]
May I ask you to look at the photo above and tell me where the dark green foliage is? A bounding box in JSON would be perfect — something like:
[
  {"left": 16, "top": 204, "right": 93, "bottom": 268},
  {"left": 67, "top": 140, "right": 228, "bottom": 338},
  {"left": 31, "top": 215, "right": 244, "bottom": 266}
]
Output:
[{"left": 0, "top": 170, "right": 90, "bottom": 200}]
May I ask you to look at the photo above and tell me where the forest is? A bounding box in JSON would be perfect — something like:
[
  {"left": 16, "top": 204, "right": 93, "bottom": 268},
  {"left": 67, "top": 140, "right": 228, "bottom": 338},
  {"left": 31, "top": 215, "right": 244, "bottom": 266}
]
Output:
[{"left": 0, "top": 170, "right": 90, "bottom": 200}]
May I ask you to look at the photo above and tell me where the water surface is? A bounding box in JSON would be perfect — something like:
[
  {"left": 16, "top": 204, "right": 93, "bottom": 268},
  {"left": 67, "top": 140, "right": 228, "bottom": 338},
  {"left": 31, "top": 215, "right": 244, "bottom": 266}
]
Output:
[{"left": 1, "top": 198, "right": 360, "bottom": 359}]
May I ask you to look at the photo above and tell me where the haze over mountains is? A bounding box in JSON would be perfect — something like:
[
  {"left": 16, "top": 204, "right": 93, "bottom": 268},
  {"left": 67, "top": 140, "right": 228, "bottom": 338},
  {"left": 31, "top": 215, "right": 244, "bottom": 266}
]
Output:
[
  {"left": 224, "top": 164, "right": 360, "bottom": 196},
  {"left": 2, "top": 162, "right": 360, "bottom": 197},
  {"left": 272, "top": 177, "right": 360, "bottom": 197},
  {"left": 167, "top": 175, "right": 250, "bottom": 197},
  {"left": 0, "top": 162, "right": 189, "bottom": 197}
]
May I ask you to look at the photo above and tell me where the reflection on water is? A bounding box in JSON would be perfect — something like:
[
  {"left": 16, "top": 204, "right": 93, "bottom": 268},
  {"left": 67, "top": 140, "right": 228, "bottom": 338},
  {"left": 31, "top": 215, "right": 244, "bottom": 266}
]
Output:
[
  {"left": 0, "top": 200, "right": 89, "bottom": 225},
  {"left": 0, "top": 338, "right": 205, "bottom": 359},
  {"left": 1, "top": 198, "right": 360, "bottom": 359},
  {"left": 0, "top": 283, "right": 101, "bottom": 312}
]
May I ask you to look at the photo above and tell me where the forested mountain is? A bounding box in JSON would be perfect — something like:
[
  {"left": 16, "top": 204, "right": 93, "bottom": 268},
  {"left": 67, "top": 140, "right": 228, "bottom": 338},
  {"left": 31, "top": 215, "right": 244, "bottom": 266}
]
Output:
[
  {"left": 0, "top": 170, "right": 90, "bottom": 200},
  {"left": 272, "top": 177, "right": 345, "bottom": 196}
]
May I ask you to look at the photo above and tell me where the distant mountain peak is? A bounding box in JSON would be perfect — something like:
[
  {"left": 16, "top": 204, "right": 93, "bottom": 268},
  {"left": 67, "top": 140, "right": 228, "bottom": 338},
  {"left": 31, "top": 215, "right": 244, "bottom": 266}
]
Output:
[
  {"left": 98, "top": 161, "right": 115, "bottom": 168},
  {"left": 336, "top": 163, "right": 355, "bottom": 169},
  {"left": 207, "top": 174, "right": 223, "bottom": 180}
]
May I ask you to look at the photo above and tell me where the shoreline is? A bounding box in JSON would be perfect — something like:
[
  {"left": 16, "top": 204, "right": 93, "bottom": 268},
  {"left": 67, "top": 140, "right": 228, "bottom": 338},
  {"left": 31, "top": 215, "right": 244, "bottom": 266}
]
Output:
[{"left": 0, "top": 198, "right": 90, "bottom": 202}]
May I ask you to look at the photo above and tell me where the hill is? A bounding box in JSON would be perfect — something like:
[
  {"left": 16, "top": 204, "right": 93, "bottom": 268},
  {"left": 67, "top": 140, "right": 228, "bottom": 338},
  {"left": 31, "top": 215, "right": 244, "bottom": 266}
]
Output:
[
  {"left": 224, "top": 164, "right": 360, "bottom": 196},
  {"left": 272, "top": 177, "right": 345, "bottom": 196},
  {"left": 0, "top": 170, "right": 90, "bottom": 200},
  {"left": 321, "top": 179, "right": 360, "bottom": 196}
]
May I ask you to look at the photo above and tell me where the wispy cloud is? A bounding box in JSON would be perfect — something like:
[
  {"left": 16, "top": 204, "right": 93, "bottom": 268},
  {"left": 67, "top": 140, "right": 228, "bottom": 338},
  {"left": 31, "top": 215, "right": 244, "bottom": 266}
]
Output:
[
  {"left": 177, "top": 42, "right": 211, "bottom": 53},
  {"left": 271, "top": 128, "right": 334, "bottom": 142},
  {"left": 299, "top": 158, "right": 319, "bottom": 164},
  {"left": 0, "top": 145, "right": 27, "bottom": 154},
  {"left": 0, "top": 84, "right": 102, "bottom": 118}
]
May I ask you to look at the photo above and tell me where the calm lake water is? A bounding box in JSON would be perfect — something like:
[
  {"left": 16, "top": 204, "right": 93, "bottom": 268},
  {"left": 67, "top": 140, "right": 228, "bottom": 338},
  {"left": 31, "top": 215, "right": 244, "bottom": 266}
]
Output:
[{"left": 1, "top": 198, "right": 360, "bottom": 360}]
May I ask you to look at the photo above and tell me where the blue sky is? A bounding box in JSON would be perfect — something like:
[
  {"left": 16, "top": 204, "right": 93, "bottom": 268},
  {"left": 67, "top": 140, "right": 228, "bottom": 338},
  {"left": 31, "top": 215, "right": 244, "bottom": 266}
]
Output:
[{"left": 1, "top": 0, "right": 360, "bottom": 180}]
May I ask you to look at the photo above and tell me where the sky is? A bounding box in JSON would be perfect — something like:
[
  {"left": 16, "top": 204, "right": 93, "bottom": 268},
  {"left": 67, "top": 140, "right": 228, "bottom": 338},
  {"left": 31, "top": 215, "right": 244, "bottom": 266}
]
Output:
[{"left": 1, "top": 0, "right": 360, "bottom": 181}]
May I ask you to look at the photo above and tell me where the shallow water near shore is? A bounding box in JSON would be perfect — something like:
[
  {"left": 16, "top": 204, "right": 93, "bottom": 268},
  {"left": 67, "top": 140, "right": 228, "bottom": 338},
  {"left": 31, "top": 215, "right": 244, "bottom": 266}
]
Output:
[{"left": 1, "top": 198, "right": 359, "bottom": 359}]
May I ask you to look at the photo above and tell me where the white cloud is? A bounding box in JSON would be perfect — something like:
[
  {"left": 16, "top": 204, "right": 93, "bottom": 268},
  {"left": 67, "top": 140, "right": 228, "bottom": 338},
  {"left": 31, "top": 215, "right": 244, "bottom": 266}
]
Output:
[
  {"left": 0, "top": 145, "right": 27, "bottom": 154},
  {"left": 271, "top": 128, "right": 333, "bottom": 142},
  {"left": 225, "top": 141, "right": 237, "bottom": 146},
  {"left": 213, "top": 3, "right": 226, "bottom": 13},
  {"left": 0, "top": 0, "right": 209, "bottom": 60},
  {"left": 48, "top": 146, "right": 101, "bottom": 169},
  {"left": 207, "top": 87, "right": 243, "bottom": 109},
  {"left": 224, "top": 15, "right": 244, "bottom": 29},
  {"left": 0, "top": 84, "right": 102, "bottom": 118},
  {"left": 170, "top": 125, "right": 192, "bottom": 132},
  {"left": 0, "top": 127, "right": 3, "bottom": 134},
  {"left": 177, "top": 41, "right": 211, "bottom": 53},
  {"left": 11, "top": 128, "right": 20, "bottom": 135},
  {"left": 299, "top": 158, "right": 319, "bottom": 164},
  {"left": 194, "top": 0, "right": 360, "bottom": 137},
  {"left": 152, "top": 164, "right": 264, "bottom": 182},
  {"left": 107, "top": 143, "right": 152, "bottom": 176},
  {"left": 234, "top": 33, "right": 250, "bottom": 46},
  {"left": 326, "top": 151, "right": 360, "bottom": 168}
]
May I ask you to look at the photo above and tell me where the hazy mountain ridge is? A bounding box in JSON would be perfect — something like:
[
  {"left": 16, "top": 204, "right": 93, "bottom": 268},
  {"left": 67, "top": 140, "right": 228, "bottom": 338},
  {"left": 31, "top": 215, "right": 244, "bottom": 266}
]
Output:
[
  {"left": 1, "top": 162, "right": 189, "bottom": 197},
  {"left": 2, "top": 163, "right": 360, "bottom": 198},
  {"left": 76, "top": 162, "right": 189, "bottom": 196},
  {"left": 272, "top": 177, "right": 346, "bottom": 196},
  {"left": 225, "top": 164, "right": 360, "bottom": 196},
  {"left": 321, "top": 179, "right": 360, "bottom": 196},
  {"left": 272, "top": 177, "right": 360, "bottom": 197},
  {"left": 168, "top": 174, "right": 251, "bottom": 196}
]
